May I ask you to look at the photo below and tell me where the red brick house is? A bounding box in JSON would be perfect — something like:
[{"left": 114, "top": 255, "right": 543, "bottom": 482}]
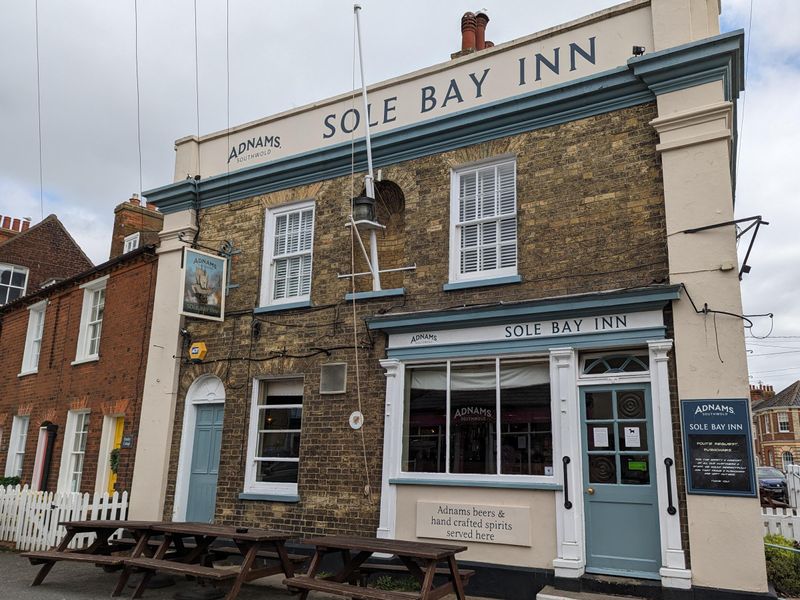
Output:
[
  {"left": 752, "top": 381, "right": 800, "bottom": 470},
  {"left": 0, "top": 213, "right": 93, "bottom": 305},
  {"left": 0, "top": 198, "right": 162, "bottom": 495}
]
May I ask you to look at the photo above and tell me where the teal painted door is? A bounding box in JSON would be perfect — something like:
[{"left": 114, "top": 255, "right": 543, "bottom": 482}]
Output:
[
  {"left": 186, "top": 404, "right": 224, "bottom": 523},
  {"left": 581, "top": 385, "right": 661, "bottom": 579}
]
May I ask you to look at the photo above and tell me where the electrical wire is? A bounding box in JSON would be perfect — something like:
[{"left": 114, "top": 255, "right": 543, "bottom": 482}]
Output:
[
  {"left": 33, "top": 0, "right": 45, "bottom": 221},
  {"left": 133, "top": 0, "right": 143, "bottom": 200}
]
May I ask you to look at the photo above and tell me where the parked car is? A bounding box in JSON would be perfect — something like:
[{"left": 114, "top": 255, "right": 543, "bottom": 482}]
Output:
[{"left": 758, "top": 466, "right": 788, "bottom": 502}]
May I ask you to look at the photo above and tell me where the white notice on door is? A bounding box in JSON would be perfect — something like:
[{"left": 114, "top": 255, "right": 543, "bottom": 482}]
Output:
[
  {"left": 593, "top": 427, "right": 609, "bottom": 448},
  {"left": 624, "top": 426, "right": 641, "bottom": 448}
]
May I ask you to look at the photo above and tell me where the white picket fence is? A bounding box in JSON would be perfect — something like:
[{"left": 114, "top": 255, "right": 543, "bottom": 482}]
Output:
[
  {"left": 763, "top": 507, "right": 800, "bottom": 542},
  {"left": 786, "top": 464, "right": 800, "bottom": 510},
  {"left": 0, "top": 485, "right": 128, "bottom": 551}
]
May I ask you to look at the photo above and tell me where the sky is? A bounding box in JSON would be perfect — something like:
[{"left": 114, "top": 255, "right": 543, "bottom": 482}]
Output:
[{"left": 0, "top": 1, "right": 798, "bottom": 390}]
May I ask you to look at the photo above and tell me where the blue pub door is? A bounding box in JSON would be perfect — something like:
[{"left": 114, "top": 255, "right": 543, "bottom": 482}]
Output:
[
  {"left": 581, "top": 385, "right": 662, "bottom": 579},
  {"left": 186, "top": 404, "right": 224, "bottom": 523}
]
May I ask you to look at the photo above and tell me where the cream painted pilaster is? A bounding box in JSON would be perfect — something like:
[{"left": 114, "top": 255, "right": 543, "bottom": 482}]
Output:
[
  {"left": 652, "top": 82, "right": 769, "bottom": 592},
  {"left": 377, "top": 358, "right": 403, "bottom": 539},
  {"left": 551, "top": 348, "right": 584, "bottom": 578},
  {"left": 128, "top": 210, "right": 196, "bottom": 520},
  {"left": 648, "top": 339, "right": 691, "bottom": 589}
]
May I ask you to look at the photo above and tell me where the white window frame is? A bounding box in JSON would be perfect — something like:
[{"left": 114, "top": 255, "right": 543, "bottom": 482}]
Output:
[
  {"left": 123, "top": 232, "right": 140, "bottom": 253},
  {"left": 244, "top": 377, "right": 303, "bottom": 497},
  {"left": 57, "top": 410, "right": 90, "bottom": 493},
  {"left": 448, "top": 156, "right": 518, "bottom": 284},
  {"left": 73, "top": 276, "right": 108, "bottom": 365},
  {"left": 395, "top": 355, "right": 556, "bottom": 486},
  {"left": 778, "top": 412, "right": 791, "bottom": 433},
  {"left": 0, "top": 263, "right": 29, "bottom": 305},
  {"left": 764, "top": 414, "right": 771, "bottom": 434},
  {"left": 259, "top": 200, "right": 315, "bottom": 307},
  {"left": 783, "top": 451, "right": 794, "bottom": 468},
  {"left": 4, "top": 415, "right": 29, "bottom": 478},
  {"left": 20, "top": 300, "right": 47, "bottom": 376}
]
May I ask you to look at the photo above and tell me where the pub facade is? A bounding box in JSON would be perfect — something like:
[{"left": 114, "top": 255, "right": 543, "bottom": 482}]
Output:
[{"left": 130, "top": 1, "right": 769, "bottom": 598}]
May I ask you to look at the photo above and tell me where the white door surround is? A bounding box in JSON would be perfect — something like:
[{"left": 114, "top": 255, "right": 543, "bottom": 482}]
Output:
[{"left": 172, "top": 374, "right": 226, "bottom": 522}]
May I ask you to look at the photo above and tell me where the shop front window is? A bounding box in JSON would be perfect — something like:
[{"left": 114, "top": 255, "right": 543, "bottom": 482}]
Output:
[{"left": 402, "top": 359, "right": 552, "bottom": 477}]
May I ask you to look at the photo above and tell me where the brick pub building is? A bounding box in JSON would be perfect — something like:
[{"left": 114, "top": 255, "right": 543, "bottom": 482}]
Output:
[
  {"left": 132, "top": 1, "right": 769, "bottom": 598},
  {"left": 0, "top": 198, "right": 162, "bottom": 496}
]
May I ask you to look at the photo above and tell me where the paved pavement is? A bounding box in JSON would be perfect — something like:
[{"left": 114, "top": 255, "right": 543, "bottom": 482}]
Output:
[
  {"left": 0, "top": 548, "right": 487, "bottom": 600},
  {"left": 0, "top": 548, "right": 316, "bottom": 600}
]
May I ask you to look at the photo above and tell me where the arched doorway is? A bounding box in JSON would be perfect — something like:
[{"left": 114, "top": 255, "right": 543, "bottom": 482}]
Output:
[{"left": 173, "top": 375, "right": 225, "bottom": 523}]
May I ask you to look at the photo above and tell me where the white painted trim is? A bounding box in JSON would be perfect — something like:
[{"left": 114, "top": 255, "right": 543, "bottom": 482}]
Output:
[
  {"left": 123, "top": 232, "right": 141, "bottom": 253},
  {"left": 5, "top": 415, "right": 29, "bottom": 478},
  {"left": 551, "top": 347, "right": 585, "bottom": 578},
  {"left": 648, "top": 339, "right": 691, "bottom": 587},
  {"left": 448, "top": 157, "right": 518, "bottom": 285},
  {"left": 74, "top": 278, "right": 107, "bottom": 363},
  {"left": 259, "top": 199, "right": 316, "bottom": 308},
  {"left": 242, "top": 376, "right": 303, "bottom": 498},
  {"left": 20, "top": 300, "right": 46, "bottom": 375},
  {"left": 377, "top": 359, "right": 403, "bottom": 539},
  {"left": 172, "top": 375, "right": 226, "bottom": 522},
  {"left": 56, "top": 409, "right": 91, "bottom": 494}
]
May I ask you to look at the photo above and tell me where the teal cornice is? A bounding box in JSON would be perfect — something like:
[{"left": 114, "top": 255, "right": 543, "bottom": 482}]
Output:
[
  {"left": 147, "top": 32, "right": 744, "bottom": 215},
  {"left": 366, "top": 285, "right": 681, "bottom": 333}
]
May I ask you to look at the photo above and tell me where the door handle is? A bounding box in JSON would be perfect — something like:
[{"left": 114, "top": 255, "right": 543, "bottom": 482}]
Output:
[{"left": 586, "top": 487, "right": 595, "bottom": 495}]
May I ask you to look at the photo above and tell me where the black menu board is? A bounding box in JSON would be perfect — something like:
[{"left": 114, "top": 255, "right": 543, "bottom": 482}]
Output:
[{"left": 681, "top": 399, "right": 756, "bottom": 497}]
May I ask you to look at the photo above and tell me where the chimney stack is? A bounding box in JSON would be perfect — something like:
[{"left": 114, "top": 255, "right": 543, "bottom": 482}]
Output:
[
  {"left": 452, "top": 11, "right": 493, "bottom": 59},
  {"left": 109, "top": 194, "right": 164, "bottom": 259},
  {"left": 475, "top": 12, "right": 489, "bottom": 50},
  {"left": 0, "top": 214, "right": 33, "bottom": 243},
  {"left": 750, "top": 383, "right": 776, "bottom": 405}
]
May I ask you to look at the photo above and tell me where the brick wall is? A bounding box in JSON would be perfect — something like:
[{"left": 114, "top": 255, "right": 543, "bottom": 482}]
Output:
[
  {"left": 0, "top": 251, "right": 157, "bottom": 494},
  {"left": 166, "top": 103, "right": 673, "bottom": 538},
  {"left": 109, "top": 199, "right": 163, "bottom": 260},
  {"left": 0, "top": 215, "right": 93, "bottom": 293}
]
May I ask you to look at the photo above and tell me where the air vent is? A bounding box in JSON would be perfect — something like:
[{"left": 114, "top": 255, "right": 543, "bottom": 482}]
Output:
[{"left": 320, "top": 362, "right": 347, "bottom": 395}]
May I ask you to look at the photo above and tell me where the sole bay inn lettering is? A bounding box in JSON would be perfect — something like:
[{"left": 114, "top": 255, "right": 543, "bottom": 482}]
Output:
[{"left": 389, "top": 311, "right": 661, "bottom": 350}]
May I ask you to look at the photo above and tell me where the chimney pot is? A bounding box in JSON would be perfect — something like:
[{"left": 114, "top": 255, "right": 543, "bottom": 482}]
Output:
[
  {"left": 130, "top": 194, "right": 140, "bottom": 206},
  {"left": 2, "top": 216, "right": 10, "bottom": 230},
  {"left": 475, "top": 12, "right": 489, "bottom": 50},
  {"left": 11, "top": 218, "right": 20, "bottom": 232},
  {"left": 461, "top": 12, "right": 477, "bottom": 52}
]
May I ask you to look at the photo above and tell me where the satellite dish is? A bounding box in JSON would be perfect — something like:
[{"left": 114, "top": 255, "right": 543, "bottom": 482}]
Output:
[{"left": 349, "top": 411, "right": 364, "bottom": 430}]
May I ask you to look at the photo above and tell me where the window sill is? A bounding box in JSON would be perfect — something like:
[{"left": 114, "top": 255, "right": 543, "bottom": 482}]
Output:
[
  {"left": 344, "top": 288, "right": 405, "bottom": 301},
  {"left": 254, "top": 300, "right": 312, "bottom": 314},
  {"left": 388, "top": 477, "right": 561, "bottom": 491},
  {"left": 443, "top": 275, "right": 522, "bottom": 291},
  {"left": 18, "top": 369, "right": 38, "bottom": 378},
  {"left": 238, "top": 492, "right": 300, "bottom": 503},
  {"left": 71, "top": 356, "right": 99, "bottom": 366}
]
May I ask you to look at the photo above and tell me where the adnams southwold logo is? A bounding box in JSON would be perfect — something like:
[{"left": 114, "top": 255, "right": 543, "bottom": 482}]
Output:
[
  {"left": 694, "top": 403, "right": 735, "bottom": 416},
  {"left": 228, "top": 135, "right": 281, "bottom": 164}
]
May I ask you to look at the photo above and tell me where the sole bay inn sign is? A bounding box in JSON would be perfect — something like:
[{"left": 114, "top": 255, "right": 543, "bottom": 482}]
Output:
[
  {"left": 416, "top": 502, "right": 531, "bottom": 547},
  {"left": 180, "top": 6, "right": 653, "bottom": 178},
  {"left": 391, "top": 310, "right": 662, "bottom": 350}
]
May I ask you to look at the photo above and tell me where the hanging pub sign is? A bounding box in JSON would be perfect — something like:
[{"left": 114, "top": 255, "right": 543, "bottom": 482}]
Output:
[
  {"left": 180, "top": 248, "right": 227, "bottom": 322},
  {"left": 681, "top": 399, "right": 756, "bottom": 497}
]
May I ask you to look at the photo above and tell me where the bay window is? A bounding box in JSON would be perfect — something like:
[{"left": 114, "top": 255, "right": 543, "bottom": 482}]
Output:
[{"left": 402, "top": 359, "right": 553, "bottom": 478}]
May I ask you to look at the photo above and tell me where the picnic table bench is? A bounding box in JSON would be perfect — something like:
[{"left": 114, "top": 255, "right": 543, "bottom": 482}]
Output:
[
  {"left": 22, "top": 520, "right": 158, "bottom": 586},
  {"left": 284, "top": 535, "right": 469, "bottom": 600},
  {"left": 116, "top": 522, "right": 296, "bottom": 600}
]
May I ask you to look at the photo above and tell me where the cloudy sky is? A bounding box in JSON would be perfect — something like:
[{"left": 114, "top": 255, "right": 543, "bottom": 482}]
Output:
[{"left": 1, "top": 1, "right": 798, "bottom": 389}]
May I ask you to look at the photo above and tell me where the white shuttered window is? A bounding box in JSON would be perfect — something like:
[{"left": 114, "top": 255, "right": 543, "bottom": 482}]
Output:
[
  {"left": 451, "top": 159, "right": 517, "bottom": 282},
  {"left": 261, "top": 201, "right": 315, "bottom": 306}
]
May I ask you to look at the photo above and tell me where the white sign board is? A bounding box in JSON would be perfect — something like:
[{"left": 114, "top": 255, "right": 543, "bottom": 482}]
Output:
[
  {"left": 177, "top": 6, "right": 653, "bottom": 180},
  {"left": 389, "top": 310, "right": 663, "bottom": 350},
  {"left": 416, "top": 501, "right": 531, "bottom": 547}
]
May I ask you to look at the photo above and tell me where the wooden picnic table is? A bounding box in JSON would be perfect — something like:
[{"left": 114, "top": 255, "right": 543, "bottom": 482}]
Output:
[
  {"left": 23, "top": 520, "right": 158, "bottom": 587},
  {"left": 116, "top": 522, "right": 297, "bottom": 600},
  {"left": 284, "top": 535, "right": 470, "bottom": 600}
]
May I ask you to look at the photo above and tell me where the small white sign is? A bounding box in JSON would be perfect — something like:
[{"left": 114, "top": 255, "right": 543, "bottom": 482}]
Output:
[
  {"left": 593, "top": 427, "right": 609, "bottom": 448},
  {"left": 624, "top": 426, "right": 641, "bottom": 448},
  {"left": 416, "top": 502, "right": 530, "bottom": 547}
]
